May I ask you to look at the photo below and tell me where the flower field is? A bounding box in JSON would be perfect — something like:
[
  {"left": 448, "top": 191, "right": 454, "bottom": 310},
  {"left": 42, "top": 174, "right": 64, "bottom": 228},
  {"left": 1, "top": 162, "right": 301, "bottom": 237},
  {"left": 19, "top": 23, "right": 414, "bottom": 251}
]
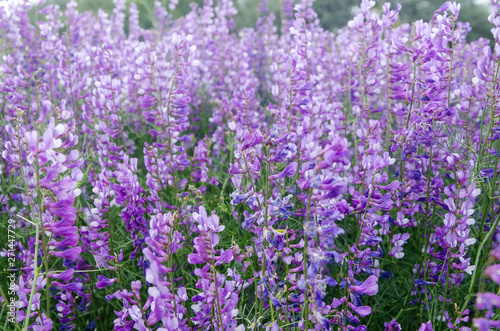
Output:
[{"left": 1, "top": 0, "right": 500, "bottom": 329}]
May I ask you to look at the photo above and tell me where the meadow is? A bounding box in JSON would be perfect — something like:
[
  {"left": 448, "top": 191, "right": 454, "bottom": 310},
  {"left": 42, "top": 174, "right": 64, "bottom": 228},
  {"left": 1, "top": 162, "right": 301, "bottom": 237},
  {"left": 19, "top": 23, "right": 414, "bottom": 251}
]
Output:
[{"left": 1, "top": 0, "right": 500, "bottom": 330}]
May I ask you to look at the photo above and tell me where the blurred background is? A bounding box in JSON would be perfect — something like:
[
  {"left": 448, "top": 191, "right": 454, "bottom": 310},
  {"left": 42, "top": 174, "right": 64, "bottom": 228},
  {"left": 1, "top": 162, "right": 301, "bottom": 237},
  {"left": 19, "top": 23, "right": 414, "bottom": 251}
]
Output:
[{"left": 38, "top": 0, "right": 493, "bottom": 42}]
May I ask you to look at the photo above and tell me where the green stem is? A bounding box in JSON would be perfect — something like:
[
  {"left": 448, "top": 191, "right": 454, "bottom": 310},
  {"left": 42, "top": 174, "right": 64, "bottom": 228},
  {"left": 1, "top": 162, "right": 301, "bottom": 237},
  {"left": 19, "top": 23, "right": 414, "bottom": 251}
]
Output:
[
  {"left": 288, "top": 70, "right": 293, "bottom": 132},
  {"left": 479, "top": 60, "right": 500, "bottom": 161},
  {"left": 34, "top": 81, "right": 51, "bottom": 316},
  {"left": 22, "top": 218, "right": 40, "bottom": 331},
  {"left": 303, "top": 175, "right": 315, "bottom": 330},
  {"left": 437, "top": 249, "right": 452, "bottom": 331},
  {"left": 253, "top": 264, "right": 259, "bottom": 329},
  {"left": 209, "top": 240, "right": 224, "bottom": 331},
  {"left": 398, "top": 62, "right": 418, "bottom": 184},
  {"left": 356, "top": 172, "right": 377, "bottom": 244},
  {"left": 447, "top": 19, "right": 456, "bottom": 109}
]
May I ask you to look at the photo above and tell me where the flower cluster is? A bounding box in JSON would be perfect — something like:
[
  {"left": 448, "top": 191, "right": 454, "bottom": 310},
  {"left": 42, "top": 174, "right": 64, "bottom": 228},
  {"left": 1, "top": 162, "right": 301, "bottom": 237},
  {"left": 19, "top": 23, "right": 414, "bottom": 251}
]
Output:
[{"left": 1, "top": 0, "right": 500, "bottom": 330}]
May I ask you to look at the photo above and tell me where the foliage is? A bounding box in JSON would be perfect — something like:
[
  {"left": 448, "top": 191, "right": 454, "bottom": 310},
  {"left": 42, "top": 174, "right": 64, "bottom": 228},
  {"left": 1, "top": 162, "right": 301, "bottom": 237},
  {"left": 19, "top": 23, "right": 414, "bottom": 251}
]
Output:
[{"left": 1, "top": 0, "right": 500, "bottom": 330}]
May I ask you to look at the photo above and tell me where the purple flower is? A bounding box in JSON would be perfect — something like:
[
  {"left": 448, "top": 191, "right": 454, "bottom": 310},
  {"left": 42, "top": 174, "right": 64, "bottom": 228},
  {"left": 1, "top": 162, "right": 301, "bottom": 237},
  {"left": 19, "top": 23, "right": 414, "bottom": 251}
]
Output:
[
  {"left": 32, "top": 313, "right": 53, "bottom": 331},
  {"left": 313, "top": 179, "right": 347, "bottom": 201},
  {"left": 485, "top": 264, "right": 500, "bottom": 284},
  {"left": 51, "top": 281, "right": 83, "bottom": 292},
  {"left": 384, "top": 318, "right": 402, "bottom": 331},
  {"left": 138, "top": 94, "right": 158, "bottom": 109},
  {"left": 348, "top": 302, "right": 372, "bottom": 317},
  {"left": 418, "top": 321, "right": 434, "bottom": 331},
  {"left": 313, "top": 310, "right": 331, "bottom": 330},
  {"left": 49, "top": 247, "right": 82, "bottom": 261},
  {"left": 389, "top": 233, "right": 410, "bottom": 259},
  {"left": 194, "top": 206, "right": 225, "bottom": 233},
  {"left": 268, "top": 162, "right": 297, "bottom": 180},
  {"left": 415, "top": 279, "right": 436, "bottom": 286},
  {"left": 47, "top": 269, "right": 75, "bottom": 282},
  {"left": 350, "top": 275, "right": 378, "bottom": 296},
  {"left": 316, "top": 137, "right": 349, "bottom": 169},
  {"left": 241, "top": 129, "right": 263, "bottom": 150},
  {"left": 96, "top": 275, "right": 118, "bottom": 289}
]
